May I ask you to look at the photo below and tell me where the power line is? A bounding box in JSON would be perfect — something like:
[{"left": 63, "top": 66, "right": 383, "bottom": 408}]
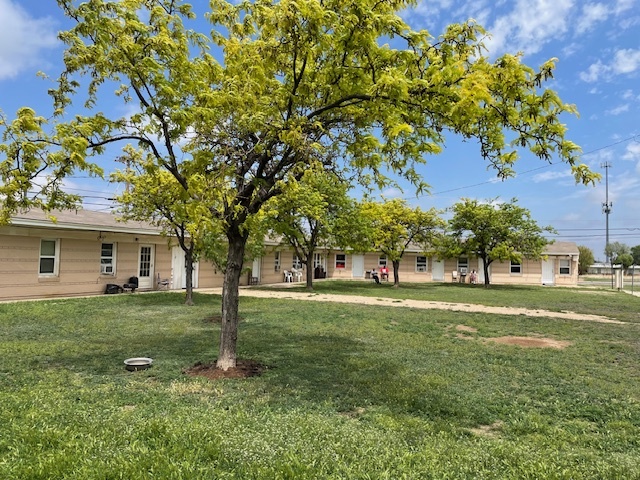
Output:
[{"left": 407, "top": 134, "right": 639, "bottom": 200}]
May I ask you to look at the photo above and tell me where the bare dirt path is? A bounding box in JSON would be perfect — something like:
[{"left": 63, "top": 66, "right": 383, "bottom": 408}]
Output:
[{"left": 197, "top": 287, "right": 625, "bottom": 325}]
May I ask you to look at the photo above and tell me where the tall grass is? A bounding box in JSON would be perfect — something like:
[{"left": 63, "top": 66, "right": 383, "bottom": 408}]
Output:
[{"left": 1, "top": 289, "right": 639, "bottom": 479}]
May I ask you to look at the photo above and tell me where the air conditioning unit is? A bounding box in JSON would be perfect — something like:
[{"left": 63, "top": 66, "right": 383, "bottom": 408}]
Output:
[{"left": 100, "top": 264, "right": 113, "bottom": 274}]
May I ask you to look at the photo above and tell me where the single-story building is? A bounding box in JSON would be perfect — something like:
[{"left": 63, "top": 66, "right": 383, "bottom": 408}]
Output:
[{"left": 0, "top": 209, "right": 579, "bottom": 301}]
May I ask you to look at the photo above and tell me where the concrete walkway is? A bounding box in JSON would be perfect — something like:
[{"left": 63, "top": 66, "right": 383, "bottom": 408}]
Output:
[{"left": 196, "top": 287, "right": 626, "bottom": 325}]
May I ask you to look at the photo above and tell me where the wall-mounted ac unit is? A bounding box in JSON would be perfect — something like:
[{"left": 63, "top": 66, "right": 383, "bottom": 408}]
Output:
[{"left": 100, "top": 264, "right": 113, "bottom": 274}]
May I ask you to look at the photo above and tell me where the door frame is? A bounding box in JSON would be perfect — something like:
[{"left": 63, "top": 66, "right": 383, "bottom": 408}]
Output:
[{"left": 137, "top": 244, "right": 155, "bottom": 290}]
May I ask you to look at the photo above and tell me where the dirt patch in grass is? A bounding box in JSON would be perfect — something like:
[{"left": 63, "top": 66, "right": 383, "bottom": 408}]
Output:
[
  {"left": 470, "top": 420, "right": 504, "bottom": 438},
  {"left": 451, "top": 324, "right": 571, "bottom": 349},
  {"left": 456, "top": 325, "right": 478, "bottom": 333},
  {"left": 184, "top": 359, "right": 265, "bottom": 380},
  {"left": 486, "top": 336, "right": 572, "bottom": 349}
]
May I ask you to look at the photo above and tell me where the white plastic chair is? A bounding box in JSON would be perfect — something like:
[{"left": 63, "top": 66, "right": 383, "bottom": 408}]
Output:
[
  {"left": 291, "top": 268, "right": 303, "bottom": 282},
  {"left": 451, "top": 270, "right": 458, "bottom": 282},
  {"left": 283, "top": 270, "right": 293, "bottom": 282}
]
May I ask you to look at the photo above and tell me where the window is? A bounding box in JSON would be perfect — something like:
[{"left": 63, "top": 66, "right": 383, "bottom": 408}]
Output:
[
  {"left": 274, "top": 251, "right": 281, "bottom": 272},
  {"left": 100, "top": 243, "right": 116, "bottom": 275},
  {"left": 39, "top": 239, "right": 59, "bottom": 276},
  {"left": 510, "top": 261, "right": 521, "bottom": 274},
  {"left": 559, "top": 259, "right": 571, "bottom": 275},
  {"left": 378, "top": 255, "right": 387, "bottom": 267},
  {"left": 457, "top": 257, "right": 468, "bottom": 275},
  {"left": 292, "top": 255, "right": 302, "bottom": 269},
  {"left": 416, "top": 256, "right": 427, "bottom": 272},
  {"left": 335, "top": 254, "right": 346, "bottom": 269}
]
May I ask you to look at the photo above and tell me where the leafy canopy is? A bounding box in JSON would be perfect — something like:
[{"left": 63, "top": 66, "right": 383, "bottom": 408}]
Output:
[{"left": 443, "top": 198, "right": 555, "bottom": 284}]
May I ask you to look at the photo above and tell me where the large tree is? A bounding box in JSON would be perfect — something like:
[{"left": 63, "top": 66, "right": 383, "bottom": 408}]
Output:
[
  {"left": 443, "top": 198, "right": 555, "bottom": 286},
  {"left": 0, "top": 0, "right": 598, "bottom": 369},
  {"left": 361, "top": 199, "right": 444, "bottom": 287}
]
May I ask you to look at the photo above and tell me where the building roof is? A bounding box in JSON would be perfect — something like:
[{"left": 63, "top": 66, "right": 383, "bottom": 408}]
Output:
[
  {"left": 9, "top": 209, "right": 163, "bottom": 236},
  {"left": 544, "top": 241, "right": 579, "bottom": 256}
]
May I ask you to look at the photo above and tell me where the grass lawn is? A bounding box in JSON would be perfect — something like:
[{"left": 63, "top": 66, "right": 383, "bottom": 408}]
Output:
[
  {"left": 1, "top": 286, "right": 639, "bottom": 479},
  {"left": 262, "top": 280, "right": 640, "bottom": 324}
]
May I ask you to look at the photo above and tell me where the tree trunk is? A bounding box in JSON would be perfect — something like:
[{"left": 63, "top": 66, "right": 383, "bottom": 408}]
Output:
[
  {"left": 184, "top": 246, "right": 194, "bottom": 306},
  {"left": 482, "top": 256, "right": 491, "bottom": 287},
  {"left": 216, "top": 228, "right": 247, "bottom": 371},
  {"left": 305, "top": 253, "right": 314, "bottom": 291},
  {"left": 392, "top": 259, "right": 400, "bottom": 287}
]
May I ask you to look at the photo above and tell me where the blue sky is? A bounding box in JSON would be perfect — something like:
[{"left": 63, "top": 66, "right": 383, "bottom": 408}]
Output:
[{"left": 1, "top": 0, "right": 639, "bottom": 259}]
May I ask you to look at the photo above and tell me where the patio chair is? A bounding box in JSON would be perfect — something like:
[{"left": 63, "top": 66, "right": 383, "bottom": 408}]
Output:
[{"left": 451, "top": 270, "right": 458, "bottom": 283}]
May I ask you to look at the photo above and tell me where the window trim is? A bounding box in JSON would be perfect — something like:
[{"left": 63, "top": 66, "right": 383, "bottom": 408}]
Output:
[
  {"left": 100, "top": 242, "right": 117, "bottom": 275},
  {"left": 274, "top": 251, "right": 281, "bottom": 272},
  {"left": 39, "top": 239, "right": 60, "bottom": 276},
  {"left": 335, "top": 253, "right": 346, "bottom": 269},
  {"left": 457, "top": 257, "right": 468, "bottom": 275},
  {"left": 559, "top": 258, "right": 571, "bottom": 275},
  {"left": 378, "top": 255, "right": 387, "bottom": 268},
  {"left": 416, "top": 256, "right": 427, "bottom": 272},
  {"left": 292, "top": 255, "right": 302, "bottom": 269},
  {"left": 510, "top": 260, "right": 522, "bottom": 275}
]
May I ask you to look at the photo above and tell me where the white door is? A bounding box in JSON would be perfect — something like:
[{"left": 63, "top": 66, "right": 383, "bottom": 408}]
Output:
[
  {"left": 352, "top": 254, "right": 365, "bottom": 278},
  {"left": 477, "top": 259, "right": 489, "bottom": 284},
  {"left": 432, "top": 258, "right": 444, "bottom": 281},
  {"left": 542, "top": 259, "right": 555, "bottom": 285},
  {"left": 171, "top": 246, "right": 199, "bottom": 289},
  {"left": 138, "top": 245, "right": 155, "bottom": 290},
  {"left": 252, "top": 258, "right": 261, "bottom": 283}
]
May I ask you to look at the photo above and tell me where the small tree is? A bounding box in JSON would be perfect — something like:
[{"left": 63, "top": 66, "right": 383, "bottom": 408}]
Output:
[
  {"left": 361, "top": 199, "right": 444, "bottom": 287},
  {"left": 443, "top": 198, "right": 555, "bottom": 286},
  {"left": 605, "top": 242, "right": 630, "bottom": 264},
  {"left": 577, "top": 245, "right": 594, "bottom": 275},
  {"left": 631, "top": 245, "right": 640, "bottom": 266},
  {"left": 112, "top": 159, "right": 206, "bottom": 305},
  {"left": 263, "top": 168, "right": 355, "bottom": 291}
]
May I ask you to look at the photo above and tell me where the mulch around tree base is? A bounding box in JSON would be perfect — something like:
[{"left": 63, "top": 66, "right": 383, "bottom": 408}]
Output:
[{"left": 184, "top": 359, "right": 266, "bottom": 380}]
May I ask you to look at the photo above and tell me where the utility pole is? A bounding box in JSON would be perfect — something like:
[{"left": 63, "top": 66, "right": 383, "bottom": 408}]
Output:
[{"left": 601, "top": 162, "right": 612, "bottom": 287}]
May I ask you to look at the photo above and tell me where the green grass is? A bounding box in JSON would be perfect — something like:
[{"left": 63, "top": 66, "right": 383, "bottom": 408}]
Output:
[
  {"left": 1, "top": 288, "right": 639, "bottom": 479},
  {"left": 262, "top": 280, "right": 640, "bottom": 324}
]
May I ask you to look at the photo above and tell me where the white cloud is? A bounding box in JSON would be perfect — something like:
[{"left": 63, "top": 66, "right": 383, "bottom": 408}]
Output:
[
  {"left": 532, "top": 170, "right": 574, "bottom": 183},
  {"left": 579, "top": 48, "right": 640, "bottom": 82},
  {"left": 483, "top": 0, "right": 574, "bottom": 57},
  {"left": 579, "top": 61, "right": 608, "bottom": 82},
  {"left": 576, "top": 3, "right": 609, "bottom": 34},
  {"left": 0, "top": 0, "right": 59, "bottom": 80},
  {"left": 622, "top": 142, "right": 640, "bottom": 160},
  {"left": 606, "top": 104, "right": 630, "bottom": 115},
  {"left": 612, "top": 48, "right": 640, "bottom": 74}
]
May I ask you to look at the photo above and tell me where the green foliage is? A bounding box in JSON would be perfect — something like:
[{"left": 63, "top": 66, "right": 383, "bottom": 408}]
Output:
[
  {"left": 1, "top": 290, "right": 639, "bottom": 478},
  {"left": 632, "top": 245, "right": 640, "bottom": 265},
  {"left": 360, "top": 198, "right": 444, "bottom": 285},
  {"left": 442, "top": 198, "right": 555, "bottom": 285},
  {"left": 263, "top": 168, "right": 356, "bottom": 288},
  {"left": 578, "top": 245, "right": 595, "bottom": 275},
  {"left": 605, "top": 241, "right": 631, "bottom": 263},
  {"left": 1, "top": 0, "right": 599, "bottom": 367},
  {"left": 617, "top": 253, "right": 634, "bottom": 270}
]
